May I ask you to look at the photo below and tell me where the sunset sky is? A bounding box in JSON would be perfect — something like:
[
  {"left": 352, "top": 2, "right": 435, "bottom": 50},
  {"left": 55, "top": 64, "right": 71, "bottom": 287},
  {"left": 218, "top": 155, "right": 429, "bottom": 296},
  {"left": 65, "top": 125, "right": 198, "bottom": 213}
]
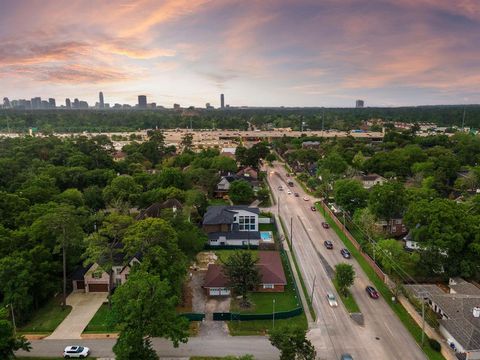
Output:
[{"left": 1, "top": 0, "right": 479, "bottom": 107}]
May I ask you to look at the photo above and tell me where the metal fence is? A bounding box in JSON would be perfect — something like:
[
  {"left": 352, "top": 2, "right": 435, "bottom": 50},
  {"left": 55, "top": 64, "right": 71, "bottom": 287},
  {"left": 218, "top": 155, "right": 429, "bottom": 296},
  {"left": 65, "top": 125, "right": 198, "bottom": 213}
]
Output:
[
  {"left": 213, "top": 307, "right": 302, "bottom": 321},
  {"left": 180, "top": 313, "right": 206, "bottom": 321}
]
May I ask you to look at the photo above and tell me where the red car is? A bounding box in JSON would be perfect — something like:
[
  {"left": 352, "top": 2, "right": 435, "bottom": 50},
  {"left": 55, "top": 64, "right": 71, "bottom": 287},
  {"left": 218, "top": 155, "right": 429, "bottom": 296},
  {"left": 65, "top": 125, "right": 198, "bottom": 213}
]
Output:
[
  {"left": 366, "top": 286, "right": 379, "bottom": 299},
  {"left": 321, "top": 222, "right": 330, "bottom": 229}
]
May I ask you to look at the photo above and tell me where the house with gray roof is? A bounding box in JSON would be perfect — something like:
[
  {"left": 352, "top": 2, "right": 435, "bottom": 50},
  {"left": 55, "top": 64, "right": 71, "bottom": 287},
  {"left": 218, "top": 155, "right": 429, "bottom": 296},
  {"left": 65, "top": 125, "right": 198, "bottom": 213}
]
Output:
[
  {"left": 406, "top": 278, "right": 480, "bottom": 359},
  {"left": 202, "top": 205, "right": 261, "bottom": 246}
]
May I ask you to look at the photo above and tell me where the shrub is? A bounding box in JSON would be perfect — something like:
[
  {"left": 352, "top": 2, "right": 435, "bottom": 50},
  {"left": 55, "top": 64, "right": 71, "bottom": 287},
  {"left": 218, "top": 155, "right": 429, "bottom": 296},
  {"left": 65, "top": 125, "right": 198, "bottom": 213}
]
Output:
[{"left": 428, "top": 338, "right": 441, "bottom": 352}]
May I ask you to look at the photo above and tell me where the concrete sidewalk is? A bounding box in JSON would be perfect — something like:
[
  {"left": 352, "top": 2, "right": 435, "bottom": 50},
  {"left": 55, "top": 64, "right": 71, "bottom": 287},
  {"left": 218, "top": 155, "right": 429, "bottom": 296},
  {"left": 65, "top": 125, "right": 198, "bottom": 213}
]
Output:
[{"left": 48, "top": 292, "right": 107, "bottom": 339}]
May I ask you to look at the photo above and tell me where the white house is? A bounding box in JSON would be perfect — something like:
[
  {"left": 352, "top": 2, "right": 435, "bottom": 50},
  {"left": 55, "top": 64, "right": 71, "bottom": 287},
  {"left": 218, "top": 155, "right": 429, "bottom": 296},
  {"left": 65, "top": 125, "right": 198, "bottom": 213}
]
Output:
[
  {"left": 202, "top": 205, "right": 261, "bottom": 246},
  {"left": 406, "top": 279, "right": 480, "bottom": 359}
]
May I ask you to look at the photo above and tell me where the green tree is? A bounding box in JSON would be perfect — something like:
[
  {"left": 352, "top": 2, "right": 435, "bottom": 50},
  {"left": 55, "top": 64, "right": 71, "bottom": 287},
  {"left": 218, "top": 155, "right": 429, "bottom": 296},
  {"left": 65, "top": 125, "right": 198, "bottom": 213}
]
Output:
[
  {"left": 55, "top": 188, "right": 85, "bottom": 207},
  {"left": 29, "top": 205, "right": 84, "bottom": 309},
  {"left": 334, "top": 263, "right": 355, "bottom": 296},
  {"left": 334, "top": 179, "right": 368, "bottom": 214},
  {"left": 111, "top": 270, "right": 189, "bottom": 360},
  {"left": 318, "top": 152, "right": 348, "bottom": 175},
  {"left": 83, "top": 213, "right": 134, "bottom": 306},
  {"left": 369, "top": 182, "right": 406, "bottom": 220},
  {"left": 269, "top": 325, "right": 316, "bottom": 360},
  {"left": 265, "top": 153, "right": 276, "bottom": 164},
  {"left": 0, "top": 256, "right": 34, "bottom": 323},
  {"left": 256, "top": 188, "right": 270, "bottom": 204},
  {"left": 103, "top": 175, "right": 142, "bottom": 206},
  {"left": 375, "top": 239, "right": 419, "bottom": 277},
  {"left": 229, "top": 180, "right": 254, "bottom": 204},
  {"left": 223, "top": 251, "right": 261, "bottom": 307},
  {"left": 211, "top": 156, "right": 238, "bottom": 173},
  {"left": 352, "top": 208, "right": 382, "bottom": 242},
  {"left": 123, "top": 218, "right": 187, "bottom": 295},
  {"left": 180, "top": 133, "right": 193, "bottom": 152},
  {"left": 0, "top": 307, "right": 31, "bottom": 359}
]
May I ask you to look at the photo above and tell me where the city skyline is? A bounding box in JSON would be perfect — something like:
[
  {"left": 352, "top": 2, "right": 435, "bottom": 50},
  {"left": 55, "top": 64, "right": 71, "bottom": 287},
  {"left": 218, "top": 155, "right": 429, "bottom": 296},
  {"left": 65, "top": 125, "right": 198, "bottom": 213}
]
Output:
[{"left": 1, "top": 0, "right": 479, "bottom": 107}]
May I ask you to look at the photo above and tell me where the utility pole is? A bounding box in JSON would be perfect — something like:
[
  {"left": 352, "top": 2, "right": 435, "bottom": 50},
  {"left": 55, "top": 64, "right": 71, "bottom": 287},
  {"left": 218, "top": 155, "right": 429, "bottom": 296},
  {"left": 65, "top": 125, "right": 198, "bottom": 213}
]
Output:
[
  {"left": 277, "top": 196, "right": 280, "bottom": 214},
  {"left": 310, "top": 275, "right": 316, "bottom": 303},
  {"left": 421, "top": 301, "right": 426, "bottom": 346},
  {"left": 272, "top": 299, "right": 276, "bottom": 329},
  {"left": 8, "top": 304, "right": 16, "bottom": 336}
]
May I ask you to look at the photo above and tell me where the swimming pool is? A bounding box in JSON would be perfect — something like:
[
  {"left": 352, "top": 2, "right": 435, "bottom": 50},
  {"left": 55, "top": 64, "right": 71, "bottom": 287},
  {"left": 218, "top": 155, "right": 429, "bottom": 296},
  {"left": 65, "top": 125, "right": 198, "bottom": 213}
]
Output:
[{"left": 260, "top": 231, "right": 273, "bottom": 242}]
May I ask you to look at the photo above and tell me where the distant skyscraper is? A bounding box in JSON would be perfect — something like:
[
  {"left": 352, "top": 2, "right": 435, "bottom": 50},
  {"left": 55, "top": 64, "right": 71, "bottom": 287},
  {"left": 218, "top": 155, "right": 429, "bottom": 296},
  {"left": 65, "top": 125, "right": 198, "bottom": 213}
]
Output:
[
  {"left": 220, "top": 94, "right": 225, "bottom": 108},
  {"left": 73, "top": 98, "right": 80, "bottom": 109},
  {"left": 173, "top": 103, "right": 180, "bottom": 110},
  {"left": 66, "top": 98, "right": 71, "bottom": 109},
  {"left": 138, "top": 95, "right": 147, "bottom": 108},
  {"left": 356, "top": 100, "right": 365, "bottom": 108},
  {"left": 31, "top": 97, "right": 41, "bottom": 109},
  {"left": 3, "top": 97, "right": 10, "bottom": 109},
  {"left": 99, "top": 92, "right": 104, "bottom": 109},
  {"left": 48, "top": 98, "right": 56, "bottom": 108}
]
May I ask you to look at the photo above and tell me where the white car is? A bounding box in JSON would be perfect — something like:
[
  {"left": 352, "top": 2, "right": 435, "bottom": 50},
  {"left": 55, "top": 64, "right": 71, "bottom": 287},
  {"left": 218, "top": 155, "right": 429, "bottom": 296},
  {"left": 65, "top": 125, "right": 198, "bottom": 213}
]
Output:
[
  {"left": 303, "top": 196, "right": 309, "bottom": 201},
  {"left": 63, "top": 346, "right": 90, "bottom": 358},
  {"left": 287, "top": 190, "right": 292, "bottom": 195},
  {"left": 326, "top": 292, "right": 338, "bottom": 307}
]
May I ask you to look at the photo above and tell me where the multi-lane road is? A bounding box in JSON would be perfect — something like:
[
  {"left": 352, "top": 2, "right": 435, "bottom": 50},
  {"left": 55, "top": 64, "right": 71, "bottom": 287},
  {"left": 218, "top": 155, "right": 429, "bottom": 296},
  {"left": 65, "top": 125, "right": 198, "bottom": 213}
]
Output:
[{"left": 267, "top": 161, "right": 426, "bottom": 360}]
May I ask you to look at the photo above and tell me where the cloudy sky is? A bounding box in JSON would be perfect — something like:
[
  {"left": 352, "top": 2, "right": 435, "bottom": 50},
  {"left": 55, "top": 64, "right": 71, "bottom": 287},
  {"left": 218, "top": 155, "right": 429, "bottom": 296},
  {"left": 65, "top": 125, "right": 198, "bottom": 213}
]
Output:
[{"left": 1, "top": 0, "right": 479, "bottom": 107}]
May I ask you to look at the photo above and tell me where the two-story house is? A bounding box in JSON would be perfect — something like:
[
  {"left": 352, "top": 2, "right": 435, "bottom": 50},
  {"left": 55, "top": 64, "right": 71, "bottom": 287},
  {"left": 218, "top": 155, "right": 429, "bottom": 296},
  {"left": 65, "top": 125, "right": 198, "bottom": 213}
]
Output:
[
  {"left": 72, "top": 253, "right": 142, "bottom": 293},
  {"left": 202, "top": 205, "right": 261, "bottom": 246}
]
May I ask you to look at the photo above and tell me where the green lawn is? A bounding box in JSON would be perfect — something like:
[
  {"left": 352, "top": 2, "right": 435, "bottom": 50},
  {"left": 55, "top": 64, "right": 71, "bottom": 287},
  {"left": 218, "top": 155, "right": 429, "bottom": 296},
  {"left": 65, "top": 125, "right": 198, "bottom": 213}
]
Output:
[
  {"left": 83, "top": 304, "right": 119, "bottom": 333},
  {"left": 259, "top": 223, "right": 275, "bottom": 232},
  {"left": 19, "top": 297, "right": 72, "bottom": 334},
  {"left": 230, "top": 253, "right": 301, "bottom": 314},
  {"left": 228, "top": 312, "right": 308, "bottom": 336},
  {"left": 333, "top": 279, "right": 360, "bottom": 313},
  {"left": 214, "top": 249, "right": 258, "bottom": 263},
  {"left": 316, "top": 202, "right": 445, "bottom": 360},
  {"left": 208, "top": 198, "right": 230, "bottom": 206}
]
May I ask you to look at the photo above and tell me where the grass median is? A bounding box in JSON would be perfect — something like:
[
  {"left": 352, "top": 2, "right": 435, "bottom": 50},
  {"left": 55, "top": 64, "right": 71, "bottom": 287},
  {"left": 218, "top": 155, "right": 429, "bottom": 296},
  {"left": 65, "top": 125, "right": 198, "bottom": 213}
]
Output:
[
  {"left": 332, "top": 279, "right": 360, "bottom": 313},
  {"left": 316, "top": 202, "right": 445, "bottom": 360},
  {"left": 279, "top": 216, "right": 316, "bottom": 321}
]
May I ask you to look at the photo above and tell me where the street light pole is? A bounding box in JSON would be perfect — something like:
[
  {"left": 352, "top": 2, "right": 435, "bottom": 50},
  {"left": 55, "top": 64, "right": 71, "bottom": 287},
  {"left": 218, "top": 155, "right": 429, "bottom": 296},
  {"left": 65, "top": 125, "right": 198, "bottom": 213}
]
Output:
[{"left": 272, "top": 299, "right": 276, "bottom": 329}]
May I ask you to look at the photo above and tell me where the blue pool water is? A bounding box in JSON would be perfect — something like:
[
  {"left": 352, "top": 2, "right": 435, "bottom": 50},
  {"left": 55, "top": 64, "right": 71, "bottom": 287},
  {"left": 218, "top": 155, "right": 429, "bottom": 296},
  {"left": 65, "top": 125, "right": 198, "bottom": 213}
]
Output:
[{"left": 260, "top": 231, "right": 273, "bottom": 242}]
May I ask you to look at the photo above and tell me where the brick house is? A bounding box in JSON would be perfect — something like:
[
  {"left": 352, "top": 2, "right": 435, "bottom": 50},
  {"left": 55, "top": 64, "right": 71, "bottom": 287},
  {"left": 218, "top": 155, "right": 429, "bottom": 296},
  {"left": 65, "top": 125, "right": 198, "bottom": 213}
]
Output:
[{"left": 203, "top": 251, "right": 287, "bottom": 296}]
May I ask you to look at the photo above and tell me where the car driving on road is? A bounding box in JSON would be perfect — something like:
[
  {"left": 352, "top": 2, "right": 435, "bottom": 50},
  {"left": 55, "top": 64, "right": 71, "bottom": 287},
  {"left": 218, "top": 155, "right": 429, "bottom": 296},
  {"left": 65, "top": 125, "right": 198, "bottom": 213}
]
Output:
[
  {"left": 324, "top": 240, "right": 333, "bottom": 249},
  {"left": 294, "top": 192, "right": 299, "bottom": 197},
  {"left": 341, "top": 354, "right": 353, "bottom": 360},
  {"left": 63, "top": 346, "right": 90, "bottom": 358},
  {"left": 303, "top": 196, "right": 309, "bottom": 201},
  {"left": 366, "top": 285, "right": 380, "bottom": 299},
  {"left": 340, "top": 248, "right": 351, "bottom": 259},
  {"left": 287, "top": 190, "right": 292, "bottom": 195},
  {"left": 321, "top": 222, "right": 330, "bottom": 229},
  {"left": 326, "top": 292, "right": 338, "bottom": 307}
]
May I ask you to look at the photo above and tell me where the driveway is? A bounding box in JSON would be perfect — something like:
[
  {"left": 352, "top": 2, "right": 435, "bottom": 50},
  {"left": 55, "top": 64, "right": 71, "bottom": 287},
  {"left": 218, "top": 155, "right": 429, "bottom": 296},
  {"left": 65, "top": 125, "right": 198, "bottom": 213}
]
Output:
[{"left": 47, "top": 292, "right": 108, "bottom": 339}]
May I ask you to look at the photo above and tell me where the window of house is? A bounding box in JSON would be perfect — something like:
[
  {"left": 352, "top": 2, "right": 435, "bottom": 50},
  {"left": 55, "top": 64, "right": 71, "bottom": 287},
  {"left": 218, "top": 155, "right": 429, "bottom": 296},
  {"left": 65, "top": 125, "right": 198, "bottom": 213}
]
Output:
[
  {"left": 116, "top": 268, "right": 122, "bottom": 274},
  {"left": 392, "top": 226, "right": 397, "bottom": 232},
  {"left": 125, "top": 274, "right": 129, "bottom": 280},
  {"left": 263, "top": 284, "right": 274, "bottom": 289}
]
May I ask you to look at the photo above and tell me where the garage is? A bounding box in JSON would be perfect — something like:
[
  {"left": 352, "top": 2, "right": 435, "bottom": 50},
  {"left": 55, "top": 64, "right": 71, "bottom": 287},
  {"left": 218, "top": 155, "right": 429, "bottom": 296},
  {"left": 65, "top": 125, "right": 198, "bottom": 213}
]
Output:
[
  {"left": 208, "top": 287, "right": 231, "bottom": 296},
  {"left": 76, "top": 280, "right": 85, "bottom": 290},
  {"left": 88, "top": 283, "right": 109, "bottom": 292}
]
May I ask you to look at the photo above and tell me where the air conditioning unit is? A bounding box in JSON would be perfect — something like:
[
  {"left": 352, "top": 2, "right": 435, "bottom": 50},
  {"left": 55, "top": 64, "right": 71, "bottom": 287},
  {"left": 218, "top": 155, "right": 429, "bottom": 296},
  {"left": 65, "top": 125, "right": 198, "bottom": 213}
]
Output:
[{"left": 473, "top": 307, "right": 480, "bottom": 318}]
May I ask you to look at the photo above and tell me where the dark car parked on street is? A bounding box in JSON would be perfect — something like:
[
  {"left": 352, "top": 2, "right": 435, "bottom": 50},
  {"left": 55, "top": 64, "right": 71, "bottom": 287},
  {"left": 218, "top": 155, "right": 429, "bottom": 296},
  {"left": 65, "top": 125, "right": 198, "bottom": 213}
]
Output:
[{"left": 324, "top": 240, "right": 333, "bottom": 249}]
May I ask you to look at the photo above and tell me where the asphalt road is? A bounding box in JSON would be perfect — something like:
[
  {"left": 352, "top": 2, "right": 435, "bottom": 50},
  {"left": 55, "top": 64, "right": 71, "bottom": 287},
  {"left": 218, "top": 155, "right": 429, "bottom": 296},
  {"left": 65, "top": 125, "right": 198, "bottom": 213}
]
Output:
[
  {"left": 18, "top": 336, "right": 279, "bottom": 359},
  {"left": 267, "top": 161, "right": 426, "bottom": 360}
]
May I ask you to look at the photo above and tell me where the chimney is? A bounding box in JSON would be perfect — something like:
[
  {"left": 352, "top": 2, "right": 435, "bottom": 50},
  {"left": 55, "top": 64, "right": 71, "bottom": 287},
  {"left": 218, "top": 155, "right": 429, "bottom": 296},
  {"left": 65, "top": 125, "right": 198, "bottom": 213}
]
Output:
[{"left": 473, "top": 307, "right": 480, "bottom": 318}]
